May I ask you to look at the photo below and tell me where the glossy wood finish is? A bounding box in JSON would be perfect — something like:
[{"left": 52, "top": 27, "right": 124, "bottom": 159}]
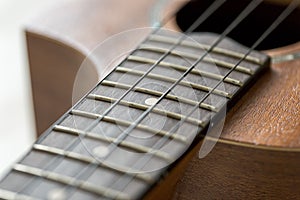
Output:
[
  {"left": 25, "top": 0, "right": 300, "bottom": 199},
  {"left": 222, "top": 56, "right": 300, "bottom": 147},
  {"left": 174, "top": 139, "right": 300, "bottom": 199}
]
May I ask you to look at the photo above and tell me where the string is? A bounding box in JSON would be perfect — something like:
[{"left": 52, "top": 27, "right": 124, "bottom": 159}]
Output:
[
  {"left": 111, "top": 0, "right": 300, "bottom": 195},
  {"left": 63, "top": 0, "right": 267, "bottom": 198},
  {"left": 15, "top": 0, "right": 226, "bottom": 196}
]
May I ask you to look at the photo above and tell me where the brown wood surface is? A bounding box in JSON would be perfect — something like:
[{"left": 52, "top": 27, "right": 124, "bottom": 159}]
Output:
[
  {"left": 25, "top": 0, "right": 300, "bottom": 199},
  {"left": 222, "top": 56, "right": 300, "bottom": 147}
]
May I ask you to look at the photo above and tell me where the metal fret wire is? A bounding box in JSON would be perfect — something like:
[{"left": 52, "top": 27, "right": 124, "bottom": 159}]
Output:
[
  {"left": 147, "top": 34, "right": 263, "bottom": 65},
  {"left": 64, "top": 0, "right": 265, "bottom": 199},
  {"left": 32, "top": 144, "right": 153, "bottom": 183},
  {"left": 13, "top": 0, "right": 227, "bottom": 198},
  {"left": 114, "top": 67, "right": 232, "bottom": 98},
  {"left": 133, "top": 47, "right": 253, "bottom": 76},
  {"left": 110, "top": 0, "right": 300, "bottom": 195},
  {"left": 101, "top": 80, "right": 219, "bottom": 112},
  {"left": 70, "top": 109, "right": 188, "bottom": 143},
  {"left": 86, "top": 94, "right": 206, "bottom": 126}
]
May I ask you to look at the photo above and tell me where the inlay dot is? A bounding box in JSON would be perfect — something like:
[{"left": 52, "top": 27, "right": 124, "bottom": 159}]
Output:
[
  {"left": 47, "top": 188, "right": 66, "bottom": 200},
  {"left": 93, "top": 146, "right": 110, "bottom": 158},
  {"left": 145, "top": 97, "right": 158, "bottom": 106}
]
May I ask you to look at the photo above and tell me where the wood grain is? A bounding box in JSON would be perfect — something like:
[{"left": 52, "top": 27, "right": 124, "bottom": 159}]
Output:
[
  {"left": 221, "top": 57, "right": 300, "bottom": 147},
  {"left": 174, "top": 140, "right": 300, "bottom": 199}
]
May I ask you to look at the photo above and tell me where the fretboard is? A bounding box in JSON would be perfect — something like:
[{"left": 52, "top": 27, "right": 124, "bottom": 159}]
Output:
[{"left": 0, "top": 31, "right": 269, "bottom": 200}]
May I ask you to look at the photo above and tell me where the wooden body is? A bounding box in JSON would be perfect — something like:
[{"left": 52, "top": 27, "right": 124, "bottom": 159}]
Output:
[{"left": 26, "top": 0, "right": 300, "bottom": 199}]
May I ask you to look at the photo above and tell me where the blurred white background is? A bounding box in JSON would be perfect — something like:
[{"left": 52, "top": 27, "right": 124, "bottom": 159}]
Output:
[{"left": 0, "top": 0, "right": 65, "bottom": 177}]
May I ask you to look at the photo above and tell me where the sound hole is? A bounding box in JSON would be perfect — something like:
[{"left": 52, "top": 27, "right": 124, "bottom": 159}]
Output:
[{"left": 176, "top": 0, "right": 300, "bottom": 50}]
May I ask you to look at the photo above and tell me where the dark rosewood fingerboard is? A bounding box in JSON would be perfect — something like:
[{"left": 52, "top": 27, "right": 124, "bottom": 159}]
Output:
[{"left": 0, "top": 31, "right": 269, "bottom": 200}]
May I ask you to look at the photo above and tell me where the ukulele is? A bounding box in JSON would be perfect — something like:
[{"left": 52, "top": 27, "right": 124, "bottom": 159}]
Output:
[{"left": 1, "top": 0, "right": 300, "bottom": 199}]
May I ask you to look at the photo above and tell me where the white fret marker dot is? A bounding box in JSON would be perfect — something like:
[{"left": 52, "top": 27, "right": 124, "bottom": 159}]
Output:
[
  {"left": 47, "top": 188, "right": 66, "bottom": 200},
  {"left": 93, "top": 146, "right": 109, "bottom": 158},
  {"left": 145, "top": 98, "right": 158, "bottom": 106}
]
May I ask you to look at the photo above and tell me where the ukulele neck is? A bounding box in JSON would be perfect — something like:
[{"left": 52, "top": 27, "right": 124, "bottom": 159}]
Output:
[{"left": 0, "top": 30, "right": 270, "bottom": 200}]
